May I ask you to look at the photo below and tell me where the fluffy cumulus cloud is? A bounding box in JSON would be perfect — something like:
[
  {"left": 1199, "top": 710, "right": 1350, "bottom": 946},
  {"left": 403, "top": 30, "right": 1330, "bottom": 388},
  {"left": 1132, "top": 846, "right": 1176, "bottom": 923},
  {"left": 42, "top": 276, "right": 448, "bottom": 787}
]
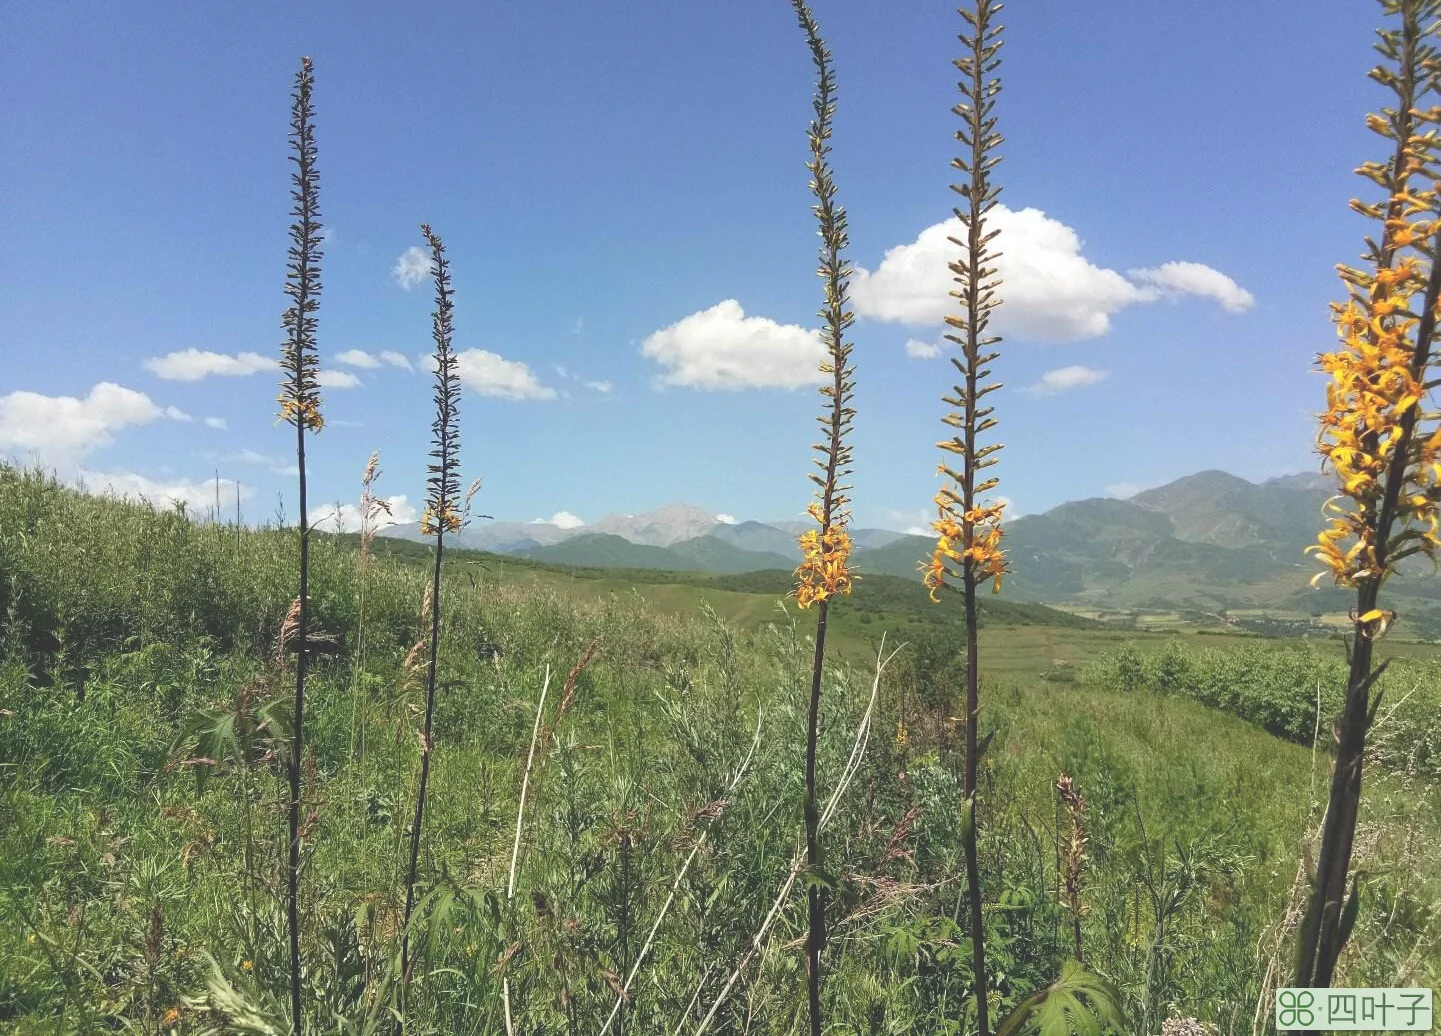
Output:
[
  {"left": 904, "top": 338, "right": 942, "bottom": 359},
  {"left": 144, "top": 349, "right": 275, "bottom": 381},
  {"left": 392, "top": 246, "right": 432, "bottom": 289},
  {"left": 317, "top": 369, "right": 362, "bottom": 389},
  {"left": 1027, "top": 365, "right": 1110, "bottom": 395},
  {"left": 529, "top": 510, "right": 585, "bottom": 529},
  {"left": 74, "top": 469, "right": 254, "bottom": 515},
  {"left": 309, "top": 494, "right": 420, "bottom": 534},
  {"left": 715, "top": 513, "right": 737, "bottom": 524},
  {"left": 850, "top": 206, "right": 1254, "bottom": 340},
  {"left": 641, "top": 300, "right": 826, "bottom": 390},
  {"left": 0, "top": 382, "right": 188, "bottom": 469},
  {"left": 449, "top": 350, "right": 556, "bottom": 400}
]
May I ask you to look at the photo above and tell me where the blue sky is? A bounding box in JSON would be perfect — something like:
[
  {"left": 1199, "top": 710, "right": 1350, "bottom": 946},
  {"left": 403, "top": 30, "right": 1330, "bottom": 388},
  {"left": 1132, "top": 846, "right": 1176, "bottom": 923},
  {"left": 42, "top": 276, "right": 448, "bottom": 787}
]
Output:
[{"left": 1, "top": 0, "right": 1385, "bottom": 535}]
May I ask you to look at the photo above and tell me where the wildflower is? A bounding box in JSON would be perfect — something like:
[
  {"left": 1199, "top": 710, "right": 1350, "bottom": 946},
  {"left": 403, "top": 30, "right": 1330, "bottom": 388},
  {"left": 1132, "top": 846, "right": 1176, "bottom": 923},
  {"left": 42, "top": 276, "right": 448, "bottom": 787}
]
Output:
[
  {"left": 1295, "top": 0, "right": 1441, "bottom": 991},
  {"left": 241, "top": 959, "right": 254, "bottom": 972},
  {"left": 162, "top": 1007, "right": 181, "bottom": 1027},
  {"left": 894, "top": 718, "right": 908, "bottom": 748}
]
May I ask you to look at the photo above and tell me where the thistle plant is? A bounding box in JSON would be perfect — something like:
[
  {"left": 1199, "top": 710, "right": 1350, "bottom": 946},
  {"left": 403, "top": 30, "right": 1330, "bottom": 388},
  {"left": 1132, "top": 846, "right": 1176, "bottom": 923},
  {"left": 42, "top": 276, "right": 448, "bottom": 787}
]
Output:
[
  {"left": 919, "top": 3, "right": 1008, "bottom": 1033},
  {"left": 1297, "top": 0, "right": 1441, "bottom": 987},
  {"left": 398, "top": 224, "right": 461, "bottom": 1011},
  {"left": 787, "top": 4, "right": 856, "bottom": 1035},
  {"left": 277, "top": 54, "right": 323, "bottom": 1036}
]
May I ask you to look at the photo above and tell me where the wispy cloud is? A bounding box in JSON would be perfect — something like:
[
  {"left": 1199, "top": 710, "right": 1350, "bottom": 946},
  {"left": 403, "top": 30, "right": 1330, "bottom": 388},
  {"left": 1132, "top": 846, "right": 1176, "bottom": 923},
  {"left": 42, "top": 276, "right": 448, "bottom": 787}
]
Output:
[
  {"left": 641, "top": 299, "right": 825, "bottom": 390},
  {"left": 379, "top": 350, "right": 413, "bottom": 370},
  {"left": 904, "top": 338, "right": 942, "bottom": 359},
  {"left": 1128, "top": 261, "right": 1255, "bottom": 312},
  {"left": 852, "top": 206, "right": 1254, "bottom": 340},
  {"left": 392, "top": 246, "right": 431, "bottom": 289},
  {"left": 203, "top": 416, "right": 227, "bottom": 430},
  {"left": 1027, "top": 365, "right": 1110, "bottom": 395},
  {"left": 317, "top": 369, "right": 362, "bottom": 389},
  {"left": 335, "top": 349, "right": 382, "bottom": 369},
  {"left": 144, "top": 348, "right": 274, "bottom": 381}
]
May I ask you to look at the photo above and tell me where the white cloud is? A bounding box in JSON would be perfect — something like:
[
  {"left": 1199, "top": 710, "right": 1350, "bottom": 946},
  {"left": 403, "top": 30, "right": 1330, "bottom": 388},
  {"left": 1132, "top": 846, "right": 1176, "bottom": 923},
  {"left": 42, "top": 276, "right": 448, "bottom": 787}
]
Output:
[
  {"left": 75, "top": 469, "right": 254, "bottom": 515},
  {"left": 904, "top": 338, "right": 942, "bottom": 359},
  {"left": 144, "top": 348, "right": 275, "bottom": 381},
  {"left": 204, "top": 417, "right": 227, "bottom": 430},
  {"left": 572, "top": 317, "right": 585, "bottom": 335},
  {"left": 851, "top": 206, "right": 1253, "bottom": 340},
  {"left": 529, "top": 510, "right": 585, "bottom": 529},
  {"left": 392, "top": 246, "right": 432, "bottom": 289},
  {"left": 1105, "top": 482, "right": 1143, "bottom": 500},
  {"left": 0, "top": 382, "right": 186, "bottom": 469},
  {"left": 585, "top": 379, "right": 613, "bottom": 394},
  {"left": 213, "top": 448, "right": 296, "bottom": 475},
  {"left": 335, "top": 349, "right": 382, "bottom": 369},
  {"left": 641, "top": 299, "right": 826, "bottom": 390},
  {"left": 715, "top": 513, "right": 737, "bottom": 524},
  {"left": 453, "top": 349, "right": 556, "bottom": 400},
  {"left": 317, "top": 369, "right": 362, "bottom": 389},
  {"left": 1128, "top": 261, "right": 1256, "bottom": 313},
  {"left": 309, "top": 493, "right": 420, "bottom": 534},
  {"left": 164, "top": 406, "right": 192, "bottom": 421},
  {"left": 379, "top": 351, "right": 413, "bottom": 370},
  {"left": 1027, "top": 365, "right": 1110, "bottom": 395}
]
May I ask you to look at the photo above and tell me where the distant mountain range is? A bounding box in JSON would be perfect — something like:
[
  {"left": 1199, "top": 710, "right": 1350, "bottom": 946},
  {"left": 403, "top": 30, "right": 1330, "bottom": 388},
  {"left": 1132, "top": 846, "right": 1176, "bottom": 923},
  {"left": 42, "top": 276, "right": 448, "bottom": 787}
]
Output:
[{"left": 378, "top": 469, "right": 1441, "bottom": 619}]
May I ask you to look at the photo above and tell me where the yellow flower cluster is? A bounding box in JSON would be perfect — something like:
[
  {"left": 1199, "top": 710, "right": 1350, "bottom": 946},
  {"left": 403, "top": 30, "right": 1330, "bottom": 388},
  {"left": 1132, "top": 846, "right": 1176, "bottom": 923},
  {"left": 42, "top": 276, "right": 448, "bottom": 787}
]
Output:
[
  {"left": 921, "top": 492, "right": 1007, "bottom": 603},
  {"left": 1310, "top": 159, "right": 1441, "bottom": 591},
  {"left": 895, "top": 717, "right": 909, "bottom": 748},
  {"left": 420, "top": 503, "right": 462, "bottom": 536},
  {"left": 793, "top": 502, "right": 855, "bottom": 609},
  {"left": 277, "top": 395, "right": 324, "bottom": 431}
]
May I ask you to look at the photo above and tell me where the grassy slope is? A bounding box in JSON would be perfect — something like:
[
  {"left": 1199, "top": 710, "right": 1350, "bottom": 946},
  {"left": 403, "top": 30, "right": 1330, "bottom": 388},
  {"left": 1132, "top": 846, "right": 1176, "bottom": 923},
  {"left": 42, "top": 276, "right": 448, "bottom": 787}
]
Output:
[{"left": 2, "top": 468, "right": 1437, "bottom": 1032}]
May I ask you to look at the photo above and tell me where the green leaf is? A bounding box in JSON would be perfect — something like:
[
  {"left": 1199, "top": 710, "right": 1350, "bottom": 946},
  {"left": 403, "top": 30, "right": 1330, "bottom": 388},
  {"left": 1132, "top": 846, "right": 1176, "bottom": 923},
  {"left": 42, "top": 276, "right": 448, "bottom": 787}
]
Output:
[{"left": 995, "top": 959, "right": 1128, "bottom": 1036}]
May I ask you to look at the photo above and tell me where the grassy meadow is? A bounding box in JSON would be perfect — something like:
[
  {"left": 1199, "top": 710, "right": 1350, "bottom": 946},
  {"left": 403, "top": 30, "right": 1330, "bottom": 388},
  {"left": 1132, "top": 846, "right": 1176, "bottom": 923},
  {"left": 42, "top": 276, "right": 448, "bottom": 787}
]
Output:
[
  {"left": 7, "top": 0, "right": 1441, "bottom": 1031},
  {"left": 1, "top": 465, "right": 1439, "bottom": 1035}
]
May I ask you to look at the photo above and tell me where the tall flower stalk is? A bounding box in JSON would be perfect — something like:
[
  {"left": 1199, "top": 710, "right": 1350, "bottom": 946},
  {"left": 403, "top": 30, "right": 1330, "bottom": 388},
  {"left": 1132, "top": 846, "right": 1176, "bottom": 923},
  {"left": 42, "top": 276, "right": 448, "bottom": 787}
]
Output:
[
  {"left": 398, "top": 224, "right": 462, "bottom": 1011},
  {"left": 921, "top": 3, "right": 1008, "bottom": 1033},
  {"left": 1296, "top": 0, "right": 1441, "bottom": 987},
  {"left": 277, "top": 54, "right": 324, "bottom": 1036},
  {"left": 788, "top": 4, "right": 856, "bottom": 1034}
]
